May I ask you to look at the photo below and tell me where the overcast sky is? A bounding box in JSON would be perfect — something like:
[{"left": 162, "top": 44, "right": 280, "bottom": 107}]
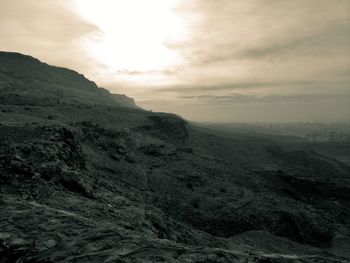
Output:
[{"left": 1, "top": 0, "right": 349, "bottom": 122}]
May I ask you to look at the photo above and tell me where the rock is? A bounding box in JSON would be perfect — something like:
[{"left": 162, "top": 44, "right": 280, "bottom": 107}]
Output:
[
  {"left": 39, "top": 162, "right": 63, "bottom": 181},
  {"left": 124, "top": 166, "right": 148, "bottom": 190},
  {"left": 137, "top": 115, "right": 189, "bottom": 141},
  {"left": 109, "top": 153, "right": 121, "bottom": 161},
  {"left": 60, "top": 170, "right": 93, "bottom": 197},
  {"left": 141, "top": 144, "right": 165, "bottom": 157},
  {"left": 146, "top": 212, "right": 169, "bottom": 239},
  {"left": 125, "top": 154, "right": 136, "bottom": 164},
  {"left": 35, "top": 238, "right": 58, "bottom": 250},
  {"left": 178, "top": 147, "right": 194, "bottom": 154}
]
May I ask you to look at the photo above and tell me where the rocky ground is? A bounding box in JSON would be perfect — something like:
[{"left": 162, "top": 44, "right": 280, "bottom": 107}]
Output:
[{"left": 1, "top": 52, "right": 350, "bottom": 262}]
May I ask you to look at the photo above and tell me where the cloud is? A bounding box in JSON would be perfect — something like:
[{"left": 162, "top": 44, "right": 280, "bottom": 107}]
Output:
[
  {"left": 1, "top": 0, "right": 349, "bottom": 122},
  {"left": 167, "top": 0, "right": 350, "bottom": 84},
  {"left": 153, "top": 80, "right": 317, "bottom": 93},
  {"left": 178, "top": 93, "right": 350, "bottom": 105},
  {"left": 0, "top": 0, "right": 101, "bottom": 73},
  {"left": 114, "top": 69, "right": 176, "bottom": 76}
]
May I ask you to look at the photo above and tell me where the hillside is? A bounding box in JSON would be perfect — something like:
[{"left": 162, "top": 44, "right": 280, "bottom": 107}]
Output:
[
  {"left": 0, "top": 52, "right": 138, "bottom": 108},
  {"left": 1, "top": 52, "right": 350, "bottom": 263}
]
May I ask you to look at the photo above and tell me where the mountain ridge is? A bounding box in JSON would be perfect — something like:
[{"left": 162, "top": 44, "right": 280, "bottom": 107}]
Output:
[
  {"left": 0, "top": 51, "right": 138, "bottom": 109},
  {"left": 0, "top": 52, "right": 350, "bottom": 262}
]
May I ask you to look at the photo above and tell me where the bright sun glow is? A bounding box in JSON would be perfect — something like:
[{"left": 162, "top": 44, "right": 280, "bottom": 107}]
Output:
[{"left": 75, "top": 0, "right": 188, "bottom": 81}]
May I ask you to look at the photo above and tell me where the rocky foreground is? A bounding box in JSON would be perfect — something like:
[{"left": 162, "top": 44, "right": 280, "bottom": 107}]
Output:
[{"left": 0, "top": 52, "right": 350, "bottom": 262}]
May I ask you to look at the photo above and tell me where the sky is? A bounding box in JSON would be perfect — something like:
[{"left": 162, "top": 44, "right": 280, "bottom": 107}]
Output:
[{"left": 1, "top": 0, "right": 349, "bottom": 122}]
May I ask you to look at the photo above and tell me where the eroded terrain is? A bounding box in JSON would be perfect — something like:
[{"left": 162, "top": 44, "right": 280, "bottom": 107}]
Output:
[{"left": 1, "top": 52, "right": 350, "bottom": 262}]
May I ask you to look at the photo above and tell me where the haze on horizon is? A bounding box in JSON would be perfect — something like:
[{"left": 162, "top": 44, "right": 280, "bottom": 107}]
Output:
[{"left": 1, "top": 0, "right": 349, "bottom": 122}]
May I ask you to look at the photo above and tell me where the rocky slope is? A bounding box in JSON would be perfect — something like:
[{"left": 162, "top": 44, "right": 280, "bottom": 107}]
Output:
[
  {"left": 0, "top": 52, "right": 350, "bottom": 262},
  {"left": 0, "top": 52, "right": 138, "bottom": 108}
]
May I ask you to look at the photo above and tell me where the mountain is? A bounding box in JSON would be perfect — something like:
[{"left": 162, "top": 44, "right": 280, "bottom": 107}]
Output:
[
  {"left": 1, "top": 51, "right": 350, "bottom": 263},
  {"left": 0, "top": 52, "right": 138, "bottom": 108}
]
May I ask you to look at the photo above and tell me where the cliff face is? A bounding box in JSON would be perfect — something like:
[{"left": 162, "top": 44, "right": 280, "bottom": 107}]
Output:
[{"left": 0, "top": 51, "right": 138, "bottom": 108}]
